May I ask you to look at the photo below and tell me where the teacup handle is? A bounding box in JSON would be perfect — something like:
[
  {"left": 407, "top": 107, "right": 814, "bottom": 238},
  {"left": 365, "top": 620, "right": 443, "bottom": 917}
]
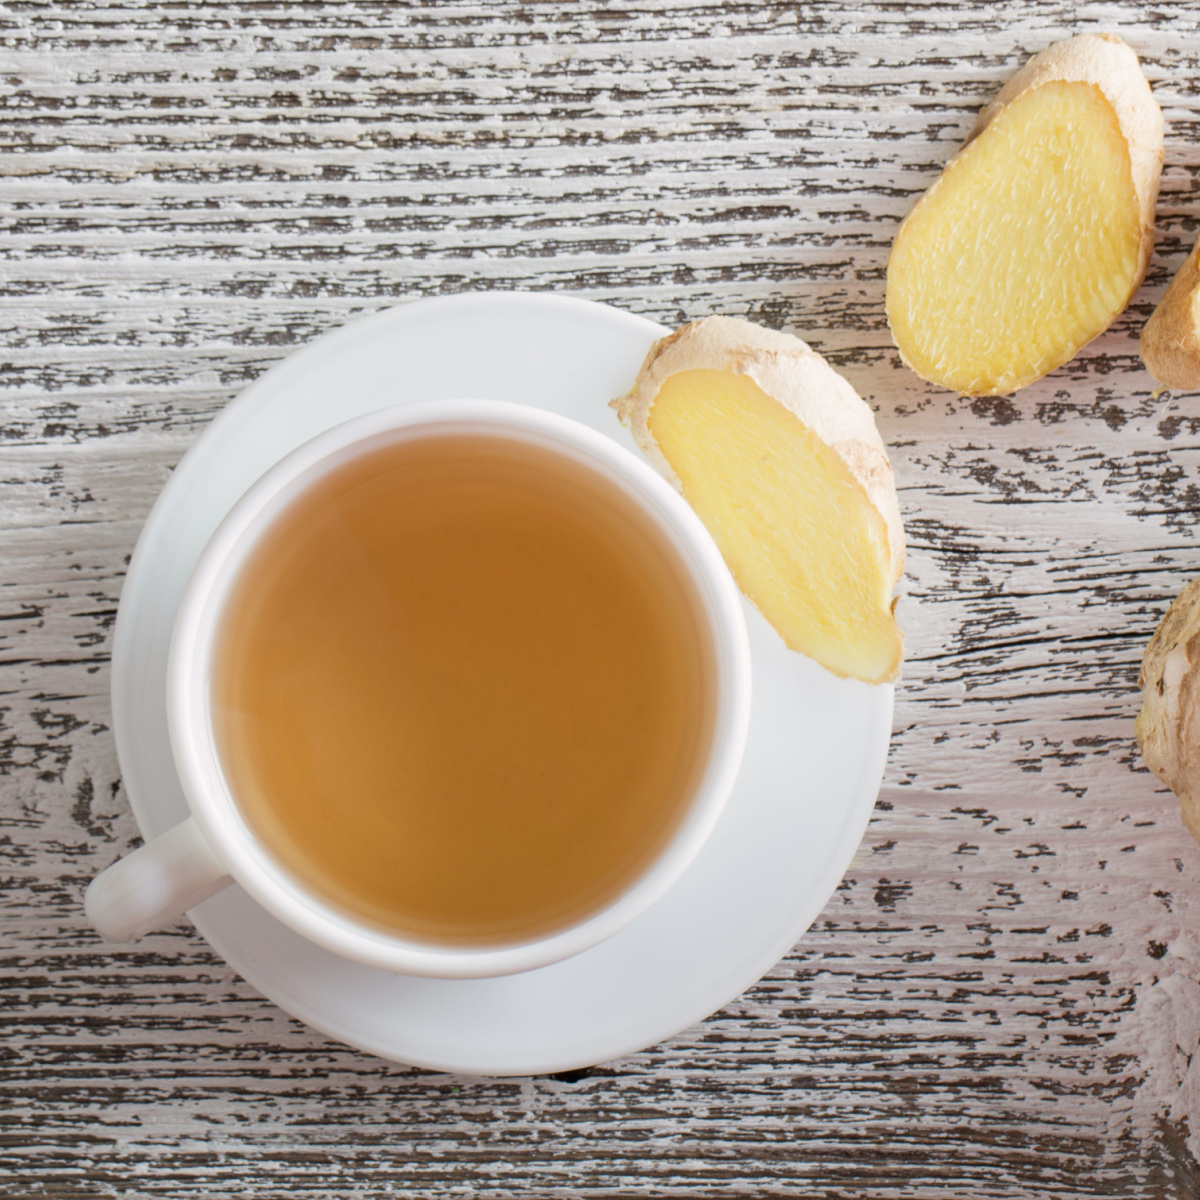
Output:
[{"left": 84, "top": 817, "right": 232, "bottom": 943}]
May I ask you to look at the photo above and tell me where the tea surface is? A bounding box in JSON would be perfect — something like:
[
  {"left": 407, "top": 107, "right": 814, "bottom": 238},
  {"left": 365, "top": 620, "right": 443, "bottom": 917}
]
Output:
[{"left": 212, "top": 433, "right": 714, "bottom": 944}]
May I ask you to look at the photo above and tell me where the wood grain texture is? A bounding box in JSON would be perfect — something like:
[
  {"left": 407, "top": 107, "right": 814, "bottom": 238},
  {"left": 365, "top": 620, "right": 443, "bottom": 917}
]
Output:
[{"left": 5, "top": 1, "right": 1200, "bottom": 1195}]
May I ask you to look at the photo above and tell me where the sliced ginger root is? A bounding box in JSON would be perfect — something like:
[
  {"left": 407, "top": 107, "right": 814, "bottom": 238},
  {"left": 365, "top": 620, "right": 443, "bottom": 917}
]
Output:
[
  {"left": 649, "top": 369, "right": 899, "bottom": 681},
  {"left": 1140, "top": 238, "right": 1200, "bottom": 390},
  {"left": 1137, "top": 578, "right": 1200, "bottom": 845},
  {"left": 613, "top": 317, "right": 904, "bottom": 685},
  {"left": 887, "top": 34, "right": 1162, "bottom": 397}
]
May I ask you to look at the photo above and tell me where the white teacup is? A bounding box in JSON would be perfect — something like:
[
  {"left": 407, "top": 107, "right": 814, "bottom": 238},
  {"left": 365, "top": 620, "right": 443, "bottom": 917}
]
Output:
[{"left": 85, "top": 400, "right": 751, "bottom": 979}]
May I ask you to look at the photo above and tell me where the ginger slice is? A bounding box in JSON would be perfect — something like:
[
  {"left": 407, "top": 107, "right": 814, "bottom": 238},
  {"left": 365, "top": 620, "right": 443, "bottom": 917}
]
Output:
[
  {"left": 887, "top": 34, "right": 1162, "bottom": 397},
  {"left": 613, "top": 317, "right": 904, "bottom": 685},
  {"left": 1137, "top": 578, "right": 1200, "bottom": 845},
  {"left": 1140, "top": 237, "right": 1200, "bottom": 390}
]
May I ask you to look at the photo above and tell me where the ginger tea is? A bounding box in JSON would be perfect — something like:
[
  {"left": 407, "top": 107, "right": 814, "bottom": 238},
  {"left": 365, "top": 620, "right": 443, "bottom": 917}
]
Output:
[{"left": 212, "top": 433, "right": 715, "bottom": 945}]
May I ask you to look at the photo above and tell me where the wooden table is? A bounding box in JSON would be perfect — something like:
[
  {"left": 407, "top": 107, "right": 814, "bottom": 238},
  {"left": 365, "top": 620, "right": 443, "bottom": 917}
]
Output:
[{"left": 5, "top": 2, "right": 1200, "bottom": 1194}]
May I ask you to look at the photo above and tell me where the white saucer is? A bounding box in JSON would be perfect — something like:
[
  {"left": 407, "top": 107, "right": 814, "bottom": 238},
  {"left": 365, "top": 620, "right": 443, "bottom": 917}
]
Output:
[{"left": 111, "top": 293, "right": 893, "bottom": 1077}]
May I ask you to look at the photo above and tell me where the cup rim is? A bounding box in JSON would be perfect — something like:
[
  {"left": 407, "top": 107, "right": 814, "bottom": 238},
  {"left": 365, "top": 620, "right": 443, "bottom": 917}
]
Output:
[{"left": 166, "top": 399, "right": 750, "bottom": 978}]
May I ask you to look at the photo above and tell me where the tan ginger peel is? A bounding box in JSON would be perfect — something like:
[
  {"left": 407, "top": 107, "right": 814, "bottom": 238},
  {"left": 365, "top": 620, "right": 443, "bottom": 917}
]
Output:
[
  {"left": 1137, "top": 579, "right": 1200, "bottom": 844},
  {"left": 1141, "top": 240, "right": 1200, "bottom": 391},
  {"left": 612, "top": 317, "right": 904, "bottom": 685}
]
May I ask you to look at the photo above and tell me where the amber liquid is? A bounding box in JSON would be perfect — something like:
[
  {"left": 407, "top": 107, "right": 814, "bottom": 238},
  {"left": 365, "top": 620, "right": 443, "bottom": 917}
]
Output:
[{"left": 212, "top": 433, "right": 715, "bottom": 945}]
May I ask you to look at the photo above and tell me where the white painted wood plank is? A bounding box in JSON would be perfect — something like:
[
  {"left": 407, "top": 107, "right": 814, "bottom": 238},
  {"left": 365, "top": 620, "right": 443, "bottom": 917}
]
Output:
[{"left": 5, "top": 2, "right": 1200, "bottom": 1195}]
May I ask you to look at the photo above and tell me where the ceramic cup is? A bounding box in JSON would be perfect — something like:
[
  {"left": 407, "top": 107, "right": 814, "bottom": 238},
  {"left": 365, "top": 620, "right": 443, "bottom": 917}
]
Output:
[{"left": 84, "top": 400, "right": 751, "bottom": 979}]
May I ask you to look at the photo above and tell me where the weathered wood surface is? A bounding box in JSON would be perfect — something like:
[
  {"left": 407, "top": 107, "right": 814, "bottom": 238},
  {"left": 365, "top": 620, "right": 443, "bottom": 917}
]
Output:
[{"left": 5, "top": 1, "right": 1200, "bottom": 1195}]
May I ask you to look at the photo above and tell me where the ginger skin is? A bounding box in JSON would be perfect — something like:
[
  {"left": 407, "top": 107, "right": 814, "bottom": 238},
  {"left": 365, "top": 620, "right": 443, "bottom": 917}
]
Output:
[
  {"left": 1140, "top": 237, "right": 1200, "bottom": 390},
  {"left": 1137, "top": 578, "right": 1200, "bottom": 843}
]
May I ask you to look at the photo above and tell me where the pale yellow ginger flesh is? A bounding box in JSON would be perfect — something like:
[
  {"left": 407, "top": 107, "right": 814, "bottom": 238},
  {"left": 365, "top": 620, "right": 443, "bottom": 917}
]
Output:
[
  {"left": 887, "top": 79, "right": 1142, "bottom": 396},
  {"left": 646, "top": 368, "right": 901, "bottom": 684}
]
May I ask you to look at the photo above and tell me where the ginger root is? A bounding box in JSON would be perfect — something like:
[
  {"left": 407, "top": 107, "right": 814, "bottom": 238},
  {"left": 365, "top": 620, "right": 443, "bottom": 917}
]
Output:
[
  {"left": 1140, "top": 236, "right": 1200, "bottom": 390},
  {"left": 612, "top": 317, "right": 904, "bottom": 685},
  {"left": 887, "top": 33, "right": 1162, "bottom": 396},
  {"left": 1136, "top": 578, "right": 1200, "bottom": 844}
]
